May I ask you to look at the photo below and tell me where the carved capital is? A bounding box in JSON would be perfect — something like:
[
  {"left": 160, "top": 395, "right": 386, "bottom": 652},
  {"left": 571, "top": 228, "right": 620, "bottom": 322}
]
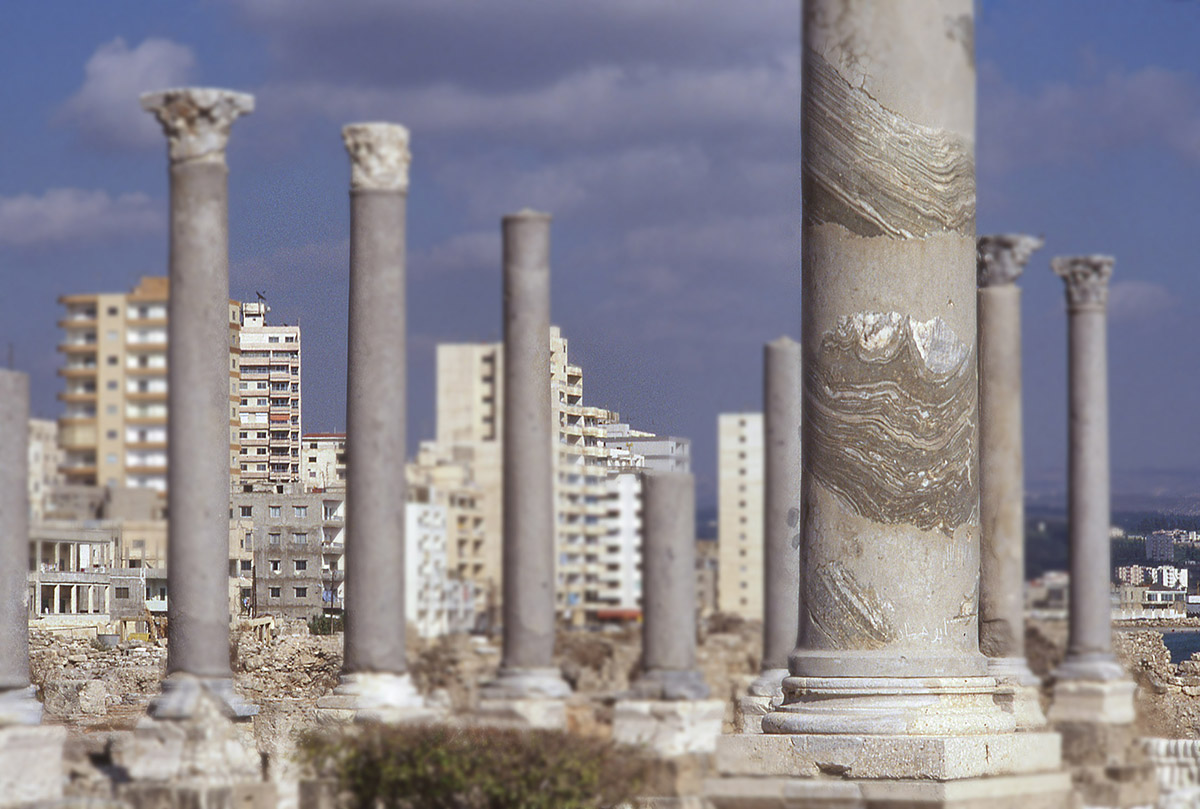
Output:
[
  {"left": 343, "top": 123, "right": 411, "bottom": 192},
  {"left": 977, "top": 234, "right": 1043, "bottom": 288},
  {"left": 140, "top": 88, "right": 254, "bottom": 165},
  {"left": 1052, "top": 255, "right": 1114, "bottom": 310}
]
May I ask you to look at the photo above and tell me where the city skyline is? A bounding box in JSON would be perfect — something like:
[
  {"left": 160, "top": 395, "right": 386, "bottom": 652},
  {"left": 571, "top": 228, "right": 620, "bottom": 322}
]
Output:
[{"left": 3, "top": 1, "right": 1200, "bottom": 508}]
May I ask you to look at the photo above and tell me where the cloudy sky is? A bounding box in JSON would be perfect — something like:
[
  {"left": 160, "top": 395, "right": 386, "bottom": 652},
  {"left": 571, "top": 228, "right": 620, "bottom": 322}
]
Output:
[{"left": 2, "top": 1, "right": 1199, "bottom": 509}]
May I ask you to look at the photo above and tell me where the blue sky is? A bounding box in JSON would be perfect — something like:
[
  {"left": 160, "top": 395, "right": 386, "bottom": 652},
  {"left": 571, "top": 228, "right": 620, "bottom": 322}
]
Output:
[{"left": 1, "top": 1, "right": 1198, "bottom": 509}]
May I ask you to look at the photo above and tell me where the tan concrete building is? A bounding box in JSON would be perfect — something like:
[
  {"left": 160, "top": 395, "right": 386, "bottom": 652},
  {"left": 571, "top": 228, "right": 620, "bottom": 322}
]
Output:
[
  {"left": 28, "top": 418, "right": 62, "bottom": 524},
  {"left": 236, "top": 301, "right": 301, "bottom": 486},
  {"left": 717, "top": 412, "right": 764, "bottom": 619},
  {"left": 301, "top": 432, "right": 346, "bottom": 490},
  {"left": 56, "top": 276, "right": 242, "bottom": 493}
]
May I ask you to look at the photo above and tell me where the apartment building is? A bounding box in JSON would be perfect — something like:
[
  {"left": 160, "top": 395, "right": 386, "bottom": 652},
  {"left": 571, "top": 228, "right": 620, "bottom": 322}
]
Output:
[
  {"left": 302, "top": 433, "right": 346, "bottom": 490},
  {"left": 56, "top": 277, "right": 242, "bottom": 492},
  {"left": 28, "top": 418, "right": 62, "bottom": 524},
  {"left": 237, "top": 301, "right": 301, "bottom": 485},
  {"left": 717, "top": 412, "right": 765, "bottom": 620},
  {"left": 406, "top": 498, "right": 451, "bottom": 638}
]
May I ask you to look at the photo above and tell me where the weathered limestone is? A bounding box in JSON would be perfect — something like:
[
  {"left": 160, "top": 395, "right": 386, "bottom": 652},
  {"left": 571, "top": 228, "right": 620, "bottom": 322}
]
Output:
[
  {"left": 481, "top": 210, "right": 570, "bottom": 701},
  {"left": 977, "top": 234, "right": 1046, "bottom": 730},
  {"left": 739, "top": 338, "right": 802, "bottom": 731},
  {"left": 141, "top": 87, "right": 256, "bottom": 721},
  {"left": 709, "top": 5, "right": 1070, "bottom": 806},
  {"left": 631, "top": 471, "right": 709, "bottom": 700},
  {"left": 318, "top": 123, "right": 430, "bottom": 722},
  {"left": 1049, "top": 255, "right": 1125, "bottom": 689},
  {"left": 0, "top": 370, "right": 65, "bottom": 807}
]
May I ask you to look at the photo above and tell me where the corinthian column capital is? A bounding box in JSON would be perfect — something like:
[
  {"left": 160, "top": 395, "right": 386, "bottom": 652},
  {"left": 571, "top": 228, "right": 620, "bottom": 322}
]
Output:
[
  {"left": 977, "top": 234, "right": 1043, "bottom": 288},
  {"left": 1052, "top": 255, "right": 1115, "bottom": 310},
  {"left": 140, "top": 88, "right": 255, "bottom": 165},
  {"left": 343, "top": 123, "right": 411, "bottom": 192}
]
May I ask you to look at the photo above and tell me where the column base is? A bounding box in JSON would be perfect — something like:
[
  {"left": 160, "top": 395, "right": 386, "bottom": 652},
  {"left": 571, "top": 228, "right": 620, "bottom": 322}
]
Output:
[
  {"left": 764, "top": 676, "right": 1016, "bottom": 736},
  {"left": 1048, "top": 678, "right": 1136, "bottom": 725},
  {"left": 149, "top": 672, "right": 258, "bottom": 720},
  {"left": 706, "top": 732, "right": 1071, "bottom": 808},
  {"left": 1053, "top": 653, "right": 1126, "bottom": 682},
  {"left": 0, "top": 724, "right": 65, "bottom": 806},
  {"left": 629, "top": 669, "right": 711, "bottom": 701},
  {"left": 479, "top": 666, "right": 571, "bottom": 700},
  {"left": 612, "top": 699, "right": 725, "bottom": 757},
  {"left": 0, "top": 686, "right": 43, "bottom": 726},
  {"left": 472, "top": 698, "right": 568, "bottom": 729},
  {"left": 315, "top": 672, "right": 440, "bottom": 724},
  {"left": 988, "top": 657, "right": 1047, "bottom": 730}
]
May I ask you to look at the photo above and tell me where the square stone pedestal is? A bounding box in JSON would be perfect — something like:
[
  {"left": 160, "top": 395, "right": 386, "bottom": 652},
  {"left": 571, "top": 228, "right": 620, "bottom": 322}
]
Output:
[
  {"left": 703, "top": 732, "right": 1074, "bottom": 809},
  {"left": 613, "top": 699, "right": 725, "bottom": 757},
  {"left": 472, "top": 698, "right": 567, "bottom": 730},
  {"left": 1048, "top": 678, "right": 1136, "bottom": 725},
  {"left": 0, "top": 725, "right": 65, "bottom": 807},
  {"left": 737, "top": 695, "right": 780, "bottom": 734}
]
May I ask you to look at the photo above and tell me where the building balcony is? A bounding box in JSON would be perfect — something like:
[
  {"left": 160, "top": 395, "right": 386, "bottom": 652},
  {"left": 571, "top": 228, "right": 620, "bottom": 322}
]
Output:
[
  {"left": 126, "top": 440, "right": 167, "bottom": 451},
  {"left": 125, "top": 464, "right": 167, "bottom": 476},
  {"left": 58, "top": 343, "right": 97, "bottom": 355},
  {"left": 57, "top": 391, "right": 97, "bottom": 403},
  {"left": 126, "top": 414, "right": 167, "bottom": 426},
  {"left": 57, "top": 316, "right": 98, "bottom": 329},
  {"left": 126, "top": 391, "right": 167, "bottom": 402},
  {"left": 125, "top": 341, "right": 168, "bottom": 353},
  {"left": 58, "top": 422, "right": 97, "bottom": 449},
  {"left": 57, "top": 366, "right": 97, "bottom": 378},
  {"left": 61, "top": 465, "right": 97, "bottom": 479},
  {"left": 126, "top": 316, "right": 167, "bottom": 327}
]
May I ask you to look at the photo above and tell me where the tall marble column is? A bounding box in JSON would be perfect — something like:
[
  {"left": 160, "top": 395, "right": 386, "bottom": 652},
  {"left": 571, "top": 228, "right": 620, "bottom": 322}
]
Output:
[
  {"left": 320, "top": 124, "right": 426, "bottom": 719},
  {"left": 977, "top": 234, "right": 1046, "bottom": 729},
  {"left": 485, "top": 210, "right": 570, "bottom": 700},
  {"left": 0, "top": 370, "right": 40, "bottom": 725},
  {"left": 633, "top": 471, "right": 708, "bottom": 700},
  {"left": 1048, "top": 256, "right": 1134, "bottom": 717},
  {"left": 763, "top": 0, "right": 1012, "bottom": 737},
  {"left": 141, "top": 88, "right": 255, "bottom": 718},
  {"left": 749, "top": 337, "right": 802, "bottom": 698}
]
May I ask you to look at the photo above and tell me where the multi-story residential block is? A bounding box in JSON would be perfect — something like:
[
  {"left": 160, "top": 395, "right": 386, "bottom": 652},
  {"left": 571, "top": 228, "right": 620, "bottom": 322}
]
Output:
[
  {"left": 716, "top": 412, "right": 765, "bottom": 620},
  {"left": 28, "top": 418, "right": 62, "bottom": 524},
  {"left": 301, "top": 433, "right": 346, "bottom": 490},
  {"left": 603, "top": 423, "right": 691, "bottom": 472},
  {"left": 1146, "top": 530, "right": 1179, "bottom": 563},
  {"left": 29, "top": 523, "right": 119, "bottom": 623},
  {"left": 56, "top": 277, "right": 242, "bottom": 492},
  {"left": 237, "top": 301, "right": 301, "bottom": 486},
  {"left": 405, "top": 498, "right": 451, "bottom": 638}
]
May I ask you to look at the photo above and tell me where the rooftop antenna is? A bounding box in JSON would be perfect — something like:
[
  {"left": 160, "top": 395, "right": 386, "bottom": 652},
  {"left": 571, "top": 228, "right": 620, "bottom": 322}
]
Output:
[{"left": 256, "top": 290, "right": 267, "bottom": 302}]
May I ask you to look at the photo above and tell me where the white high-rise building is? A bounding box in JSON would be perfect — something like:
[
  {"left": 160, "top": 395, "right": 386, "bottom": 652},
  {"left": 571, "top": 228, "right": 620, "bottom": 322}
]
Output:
[
  {"left": 717, "top": 412, "right": 764, "bottom": 619},
  {"left": 236, "top": 301, "right": 301, "bottom": 486}
]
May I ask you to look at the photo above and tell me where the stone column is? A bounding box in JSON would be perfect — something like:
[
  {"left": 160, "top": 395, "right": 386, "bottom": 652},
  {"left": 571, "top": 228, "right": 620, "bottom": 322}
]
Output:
[
  {"left": 750, "top": 337, "right": 803, "bottom": 698},
  {"left": 633, "top": 471, "right": 708, "bottom": 700},
  {"left": 484, "top": 210, "right": 570, "bottom": 700},
  {"left": 977, "top": 234, "right": 1046, "bottom": 730},
  {"left": 763, "top": 0, "right": 1012, "bottom": 738},
  {"left": 318, "top": 124, "right": 427, "bottom": 720},
  {"left": 0, "top": 370, "right": 40, "bottom": 726},
  {"left": 141, "top": 88, "right": 255, "bottom": 719},
  {"left": 1049, "top": 255, "right": 1134, "bottom": 724}
]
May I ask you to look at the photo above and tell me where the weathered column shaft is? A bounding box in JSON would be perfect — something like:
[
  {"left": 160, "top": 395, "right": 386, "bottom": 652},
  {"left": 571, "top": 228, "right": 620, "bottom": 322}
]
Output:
[
  {"left": 0, "top": 371, "right": 30, "bottom": 694},
  {"left": 765, "top": 0, "right": 1013, "bottom": 737},
  {"left": 142, "top": 89, "right": 253, "bottom": 683},
  {"left": 759, "top": 337, "right": 802, "bottom": 679},
  {"left": 1053, "top": 256, "right": 1119, "bottom": 679},
  {"left": 501, "top": 211, "right": 556, "bottom": 672},
  {"left": 977, "top": 234, "right": 1042, "bottom": 664},
  {"left": 642, "top": 471, "right": 698, "bottom": 673},
  {"left": 342, "top": 124, "right": 411, "bottom": 675}
]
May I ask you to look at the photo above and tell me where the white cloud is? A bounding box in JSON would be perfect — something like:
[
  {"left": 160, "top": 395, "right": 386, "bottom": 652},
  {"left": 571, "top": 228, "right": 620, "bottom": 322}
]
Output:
[
  {"left": 1108, "top": 280, "right": 1176, "bottom": 324},
  {"left": 0, "top": 188, "right": 162, "bottom": 247},
  {"left": 59, "top": 38, "right": 196, "bottom": 149}
]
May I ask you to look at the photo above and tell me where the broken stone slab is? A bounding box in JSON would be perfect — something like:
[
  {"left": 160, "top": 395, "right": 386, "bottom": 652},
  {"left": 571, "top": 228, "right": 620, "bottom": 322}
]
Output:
[
  {"left": 715, "top": 732, "right": 1062, "bottom": 782},
  {"left": 612, "top": 699, "right": 725, "bottom": 757},
  {"left": 735, "top": 694, "right": 779, "bottom": 734},
  {"left": 0, "top": 725, "right": 65, "bottom": 808}
]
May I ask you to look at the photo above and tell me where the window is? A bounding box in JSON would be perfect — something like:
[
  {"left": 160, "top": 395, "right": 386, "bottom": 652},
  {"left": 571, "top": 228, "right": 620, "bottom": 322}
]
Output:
[
  {"left": 243, "top": 530, "right": 252, "bottom": 548},
  {"left": 269, "top": 336, "right": 279, "bottom": 343},
  {"left": 239, "top": 505, "right": 253, "bottom": 517},
  {"left": 269, "top": 559, "right": 281, "bottom": 572},
  {"left": 294, "top": 559, "right": 307, "bottom": 572},
  {"left": 293, "top": 532, "right": 308, "bottom": 545},
  {"left": 106, "top": 380, "right": 118, "bottom": 390},
  {"left": 106, "top": 306, "right": 118, "bottom": 316},
  {"left": 294, "top": 587, "right": 307, "bottom": 599},
  {"left": 106, "top": 430, "right": 117, "bottom": 439},
  {"left": 240, "top": 560, "right": 252, "bottom": 571},
  {"left": 268, "top": 532, "right": 280, "bottom": 545},
  {"left": 115, "top": 587, "right": 130, "bottom": 599},
  {"left": 293, "top": 505, "right": 307, "bottom": 518},
  {"left": 268, "top": 505, "right": 281, "bottom": 518},
  {"left": 269, "top": 587, "right": 281, "bottom": 598}
]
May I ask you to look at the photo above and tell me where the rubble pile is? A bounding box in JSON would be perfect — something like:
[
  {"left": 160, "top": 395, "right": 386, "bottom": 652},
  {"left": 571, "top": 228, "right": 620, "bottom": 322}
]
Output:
[{"left": 29, "top": 631, "right": 165, "bottom": 727}]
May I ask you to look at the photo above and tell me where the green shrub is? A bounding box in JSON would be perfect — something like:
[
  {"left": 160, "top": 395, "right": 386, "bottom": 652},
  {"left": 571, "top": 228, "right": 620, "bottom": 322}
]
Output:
[
  {"left": 298, "top": 723, "right": 649, "bottom": 809},
  {"left": 309, "top": 614, "right": 344, "bottom": 636}
]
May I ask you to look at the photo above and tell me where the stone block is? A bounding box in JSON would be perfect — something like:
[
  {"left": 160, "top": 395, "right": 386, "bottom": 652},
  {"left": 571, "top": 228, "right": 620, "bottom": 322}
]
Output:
[
  {"left": 472, "top": 698, "right": 567, "bottom": 730},
  {"left": 120, "top": 782, "right": 276, "bottom": 809},
  {"left": 612, "top": 699, "right": 725, "bottom": 757},
  {"left": 715, "top": 732, "right": 1062, "bottom": 782},
  {"left": 0, "top": 724, "right": 65, "bottom": 807},
  {"left": 1048, "top": 678, "right": 1136, "bottom": 725},
  {"left": 736, "top": 695, "right": 775, "bottom": 734},
  {"left": 704, "top": 772, "right": 1075, "bottom": 809}
]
